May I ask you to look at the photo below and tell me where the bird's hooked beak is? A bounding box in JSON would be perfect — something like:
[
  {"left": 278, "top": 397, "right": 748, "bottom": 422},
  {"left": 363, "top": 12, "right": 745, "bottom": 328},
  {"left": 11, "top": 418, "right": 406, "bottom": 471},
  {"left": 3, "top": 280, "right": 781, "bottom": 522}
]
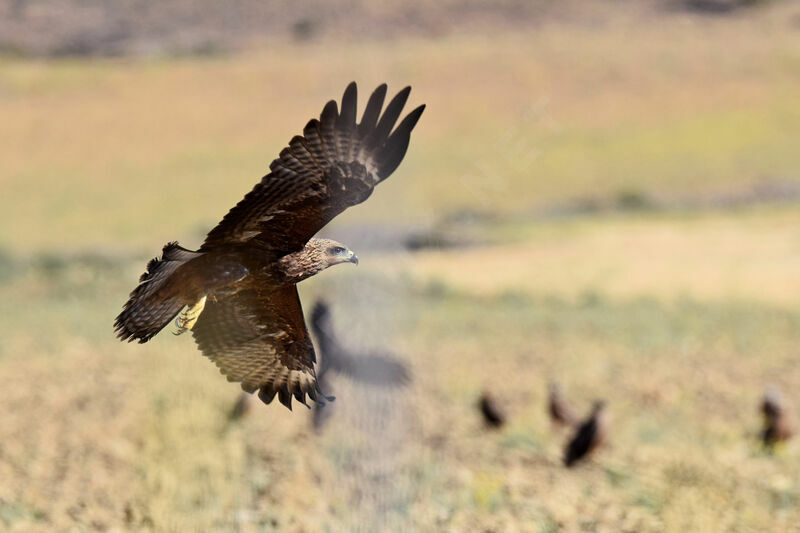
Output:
[
  {"left": 326, "top": 243, "right": 359, "bottom": 267},
  {"left": 346, "top": 250, "right": 359, "bottom": 265}
]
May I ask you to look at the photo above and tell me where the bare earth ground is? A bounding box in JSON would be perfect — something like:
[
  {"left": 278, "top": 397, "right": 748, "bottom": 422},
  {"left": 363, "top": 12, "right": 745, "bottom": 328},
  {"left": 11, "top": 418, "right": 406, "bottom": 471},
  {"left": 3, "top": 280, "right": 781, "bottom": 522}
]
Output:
[{"left": 2, "top": 2, "right": 800, "bottom": 532}]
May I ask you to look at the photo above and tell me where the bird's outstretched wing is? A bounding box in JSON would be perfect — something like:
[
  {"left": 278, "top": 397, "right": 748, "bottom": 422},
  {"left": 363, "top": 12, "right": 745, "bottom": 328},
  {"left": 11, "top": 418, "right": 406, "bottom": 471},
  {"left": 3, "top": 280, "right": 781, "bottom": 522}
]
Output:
[
  {"left": 190, "top": 281, "right": 324, "bottom": 410},
  {"left": 201, "top": 82, "right": 425, "bottom": 253}
]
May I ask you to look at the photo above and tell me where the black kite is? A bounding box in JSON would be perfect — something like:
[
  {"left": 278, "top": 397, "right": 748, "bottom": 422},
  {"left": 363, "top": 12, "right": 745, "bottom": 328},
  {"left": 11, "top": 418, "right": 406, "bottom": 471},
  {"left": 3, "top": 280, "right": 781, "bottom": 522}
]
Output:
[
  {"left": 114, "top": 83, "right": 424, "bottom": 410},
  {"left": 761, "top": 387, "right": 793, "bottom": 450},
  {"left": 478, "top": 391, "right": 506, "bottom": 429},
  {"left": 564, "top": 400, "right": 608, "bottom": 467}
]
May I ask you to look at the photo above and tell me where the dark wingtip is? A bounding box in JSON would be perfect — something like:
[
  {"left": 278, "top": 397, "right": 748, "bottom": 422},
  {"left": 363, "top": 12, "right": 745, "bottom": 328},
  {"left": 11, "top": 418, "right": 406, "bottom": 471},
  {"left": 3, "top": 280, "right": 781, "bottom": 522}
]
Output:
[
  {"left": 392, "top": 86, "right": 412, "bottom": 109},
  {"left": 258, "top": 388, "right": 277, "bottom": 405},
  {"left": 294, "top": 391, "right": 312, "bottom": 410},
  {"left": 377, "top": 103, "right": 426, "bottom": 178},
  {"left": 320, "top": 100, "right": 339, "bottom": 125},
  {"left": 338, "top": 82, "right": 358, "bottom": 128},
  {"left": 397, "top": 86, "right": 412, "bottom": 101},
  {"left": 371, "top": 86, "right": 412, "bottom": 142},
  {"left": 358, "top": 83, "right": 388, "bottom": 136},
  {"left": 275, "top": 389, "right": 292, "bottom": 410},
  {"left": 369, "top": 83, "right": 388, "bottom": 106},
  {"left": 397, "top": 104, "right": 425, "bottom": 135}
]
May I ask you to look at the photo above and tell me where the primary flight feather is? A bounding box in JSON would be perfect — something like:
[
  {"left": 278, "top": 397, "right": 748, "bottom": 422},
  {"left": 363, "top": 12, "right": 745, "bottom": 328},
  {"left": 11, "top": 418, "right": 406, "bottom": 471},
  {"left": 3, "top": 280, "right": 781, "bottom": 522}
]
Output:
[{"left": 114, "top": 82, "right": 424, "bottom": 410}]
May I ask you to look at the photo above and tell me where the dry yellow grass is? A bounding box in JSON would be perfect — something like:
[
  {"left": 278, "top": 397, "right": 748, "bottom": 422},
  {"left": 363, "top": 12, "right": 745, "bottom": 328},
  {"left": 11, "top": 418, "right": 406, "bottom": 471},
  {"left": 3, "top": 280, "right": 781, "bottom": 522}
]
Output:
[
  {"left": 4, "top": 260, "right": 800, "bottom": 532},
  {"left": 375, "top": 206, "right": 800, "bottom": 306},
  {"left": 2, "top": 5, "right": 800, "bottom": 532}
]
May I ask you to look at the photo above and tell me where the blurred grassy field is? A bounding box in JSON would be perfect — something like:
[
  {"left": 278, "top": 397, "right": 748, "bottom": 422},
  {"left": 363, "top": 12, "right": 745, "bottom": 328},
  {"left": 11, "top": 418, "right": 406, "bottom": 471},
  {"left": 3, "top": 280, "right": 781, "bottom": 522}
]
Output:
[
  {"left": 2, "top": 4, "right": 800, "bottom": 532},
  {"left": 2, "top": 6, "right": 800, "bottom": 252}
]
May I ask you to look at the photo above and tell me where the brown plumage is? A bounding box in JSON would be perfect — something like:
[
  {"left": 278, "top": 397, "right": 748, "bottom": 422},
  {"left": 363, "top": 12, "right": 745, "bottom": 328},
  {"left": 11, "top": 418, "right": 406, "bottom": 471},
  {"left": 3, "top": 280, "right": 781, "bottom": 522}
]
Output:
[
  {"left": 478, "top": 391, "right": 506, "bottom": 428},
  {"left": 761, "top": 387, "right": 793, "bottom": 450},
  {"left": 114, "top": 83, "right": 424, "bottom": 410},
  {"left": 309, "top": 300, "right": 411, "bottom": 431},
  {"left": 564, "top": 400, "right": 608, "bottom": 467},
  {"left": 548, "top": 381, "right": 577, "bottom": 427}
]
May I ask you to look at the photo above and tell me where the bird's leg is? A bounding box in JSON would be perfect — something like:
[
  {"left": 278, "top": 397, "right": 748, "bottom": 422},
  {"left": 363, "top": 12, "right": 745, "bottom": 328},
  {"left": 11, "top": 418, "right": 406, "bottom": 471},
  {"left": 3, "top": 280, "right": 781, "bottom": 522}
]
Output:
[{"left": 173, "top": 295, "right": 207, "bottom": 335}]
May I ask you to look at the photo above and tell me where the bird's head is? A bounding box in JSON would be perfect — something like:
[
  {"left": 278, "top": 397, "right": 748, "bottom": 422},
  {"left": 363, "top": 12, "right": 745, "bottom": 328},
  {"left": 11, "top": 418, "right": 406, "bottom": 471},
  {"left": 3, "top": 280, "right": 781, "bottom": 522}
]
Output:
[
  {"left": 317, "top": 239, "right": 359, "bottom": 267},
  {"left": 278, "top": 238, "right": 359, "bottom": 284}
]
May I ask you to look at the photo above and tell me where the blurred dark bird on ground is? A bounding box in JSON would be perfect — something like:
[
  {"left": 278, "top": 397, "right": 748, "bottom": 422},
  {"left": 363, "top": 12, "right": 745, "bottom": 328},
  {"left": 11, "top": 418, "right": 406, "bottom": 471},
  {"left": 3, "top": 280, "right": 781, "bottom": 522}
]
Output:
[
  {"left": 478, "top": 391, "right": 506, "bottom": 428},
  {"left": 564, "top": 400, "right": 608, "bottom": 467},
  {"left": 114, "top": 82, "right": 424, "bottom": 410},
  {"left": 761, "top": 387, "right": 793, "bottom": 450},
  {"left": 309, "top": 300, "right": 411, "bottom": 431},
  {"left": 548, "top": 381, "right": 577, "bottom": 427}
]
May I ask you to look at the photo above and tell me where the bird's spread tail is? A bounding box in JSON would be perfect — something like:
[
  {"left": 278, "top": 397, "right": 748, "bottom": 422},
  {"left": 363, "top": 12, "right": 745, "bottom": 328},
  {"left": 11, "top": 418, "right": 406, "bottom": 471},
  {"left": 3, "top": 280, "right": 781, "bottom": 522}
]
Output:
[{"left": 115, "top": 242, "right": 202, "bottom": 343}]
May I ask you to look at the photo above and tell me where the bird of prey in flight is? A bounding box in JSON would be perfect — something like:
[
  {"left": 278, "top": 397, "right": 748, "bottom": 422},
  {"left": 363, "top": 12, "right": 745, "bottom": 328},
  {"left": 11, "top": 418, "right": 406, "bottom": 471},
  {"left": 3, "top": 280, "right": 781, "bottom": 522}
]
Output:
[{"left": 114, "top": 82, "right": 425, "bottom": 410}]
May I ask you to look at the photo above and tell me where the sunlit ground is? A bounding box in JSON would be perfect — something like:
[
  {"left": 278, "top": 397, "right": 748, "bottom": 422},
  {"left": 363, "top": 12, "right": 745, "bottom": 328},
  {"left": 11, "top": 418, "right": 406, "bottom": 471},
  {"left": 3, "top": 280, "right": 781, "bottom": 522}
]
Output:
[{"left": 1, "top": 5, "right": 800, "bottom": 531}]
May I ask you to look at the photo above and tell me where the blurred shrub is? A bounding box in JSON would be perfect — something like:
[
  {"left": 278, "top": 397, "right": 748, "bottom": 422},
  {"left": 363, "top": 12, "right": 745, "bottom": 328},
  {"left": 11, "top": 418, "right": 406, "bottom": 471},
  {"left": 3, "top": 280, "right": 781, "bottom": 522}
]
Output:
[
  {"left": 615, "top": 190, "right": 654, "bottom": 212},
  {"left": 0, "top": 248, "right": 19, "bottom": 284}
]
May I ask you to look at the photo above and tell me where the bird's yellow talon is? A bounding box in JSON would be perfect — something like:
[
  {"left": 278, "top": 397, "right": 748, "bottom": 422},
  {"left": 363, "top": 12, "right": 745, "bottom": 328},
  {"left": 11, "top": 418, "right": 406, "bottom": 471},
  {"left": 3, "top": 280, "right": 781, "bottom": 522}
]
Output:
[{"left": 174, "top": 295, "right": 207, "bottom": 335}]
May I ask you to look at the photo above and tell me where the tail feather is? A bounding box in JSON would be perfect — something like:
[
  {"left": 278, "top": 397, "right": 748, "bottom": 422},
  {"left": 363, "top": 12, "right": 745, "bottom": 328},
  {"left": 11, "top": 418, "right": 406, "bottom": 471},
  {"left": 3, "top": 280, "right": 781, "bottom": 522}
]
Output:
[{"left": 115, "top": 242, "right": 202, "bottom": 343}]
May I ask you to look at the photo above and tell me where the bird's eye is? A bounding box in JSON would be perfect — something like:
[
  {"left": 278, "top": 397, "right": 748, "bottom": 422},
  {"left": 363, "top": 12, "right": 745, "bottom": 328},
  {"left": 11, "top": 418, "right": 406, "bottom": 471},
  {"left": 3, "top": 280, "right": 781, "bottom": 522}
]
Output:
[{"left": 331, "top": 246, "right": 345, "bottom": 255}]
